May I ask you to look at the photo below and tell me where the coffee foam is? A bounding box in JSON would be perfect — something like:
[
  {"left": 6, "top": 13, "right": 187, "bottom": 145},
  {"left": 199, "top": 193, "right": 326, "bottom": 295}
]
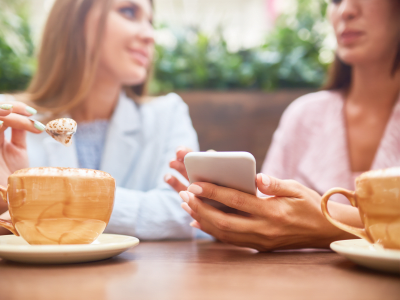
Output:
[
  {"left": 46, "top": 118, "right": 77, "bottom": 147},
  {"left": 13, "top": 167, "right": 112, "bottom": 178},
  {"left": 358, "top": 167, "right": 400, "bottom": 180}
]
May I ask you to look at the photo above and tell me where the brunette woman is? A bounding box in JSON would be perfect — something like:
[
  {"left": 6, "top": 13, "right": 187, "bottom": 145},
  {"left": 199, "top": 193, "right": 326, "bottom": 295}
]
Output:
[{"left": 167, "top": 0, "right": 400, "bottom": 250}]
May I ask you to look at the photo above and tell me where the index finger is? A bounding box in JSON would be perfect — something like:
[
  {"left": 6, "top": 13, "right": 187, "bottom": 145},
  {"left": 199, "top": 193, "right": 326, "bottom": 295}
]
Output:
[
  {"left": 0, "top": 113, "right": 45, "bottom": 133},
  {"left": 0, "top": 102, "right": 37, "bottom": 116},
  {"left": 0, "top": 104, "right": 13, "bottom": 117},
  {"left": 169, "top": 159, "right": 188, "bottom": 180},
  {"left": 176, "top": 147, "right": 192, "bottom": 162},
  {"left": 187, "top": 182, "right": 266, "bottom": 215},
  {"left": 164, "top": 174, "right": 188, "bottom": 193}
]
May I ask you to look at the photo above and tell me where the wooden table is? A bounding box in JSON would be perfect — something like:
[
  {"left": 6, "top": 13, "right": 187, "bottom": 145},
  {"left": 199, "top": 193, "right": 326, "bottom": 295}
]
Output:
[{"left": 0, "top": 240, "right": 399, "bottom": 300}]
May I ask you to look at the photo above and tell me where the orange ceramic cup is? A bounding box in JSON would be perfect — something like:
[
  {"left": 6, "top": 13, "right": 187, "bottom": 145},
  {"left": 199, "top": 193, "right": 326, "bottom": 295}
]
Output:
[
  {"left": 0, "top": 167, "right": 115, "bottom": 245},
  {"left": 321, "top": 167, "right": 400, "bottom": 250}
]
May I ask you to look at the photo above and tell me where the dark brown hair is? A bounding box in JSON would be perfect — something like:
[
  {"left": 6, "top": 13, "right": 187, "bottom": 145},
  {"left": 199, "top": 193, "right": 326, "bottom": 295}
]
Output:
[
  {"left": 324, "top": 45, "right": 400, "bottom": 90},
  {"left": 324, "top": 1, "right": 400, "bottom": 91}
]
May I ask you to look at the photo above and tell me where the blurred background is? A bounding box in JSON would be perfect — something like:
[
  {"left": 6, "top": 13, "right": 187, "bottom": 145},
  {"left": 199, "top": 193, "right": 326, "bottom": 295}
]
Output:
[{"left": 0, "top": 0, "right": 335, "bottom": 170}]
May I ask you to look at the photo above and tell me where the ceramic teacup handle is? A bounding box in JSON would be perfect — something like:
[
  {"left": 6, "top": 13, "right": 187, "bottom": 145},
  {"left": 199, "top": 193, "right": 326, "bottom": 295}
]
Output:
[
  {"left": 321, "top": 187, "right": 372, "bottom": 243},
  {"left": 0, "top": 185, "right": 19, "bottom": 236}
]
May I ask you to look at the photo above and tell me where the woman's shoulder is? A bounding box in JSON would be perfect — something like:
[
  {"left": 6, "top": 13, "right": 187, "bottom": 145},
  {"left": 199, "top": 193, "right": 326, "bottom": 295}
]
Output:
[
  {"left": 274, "top": 90, "right": 344, "bottom": 138},
  {"left": 141, "top": 93, "right": 187, "bottom": 110},
  {"left": 281, "top": 90, "right": 343, "bottom": 125},
  {"left": 285, "top": 90, "right": 343, "bottom": 116},
  {"left": 125, "top": 92, "right": 197, "bottom": 144},
  {"left": 137, "top": 93, "right": 190, "bottom": 123}
]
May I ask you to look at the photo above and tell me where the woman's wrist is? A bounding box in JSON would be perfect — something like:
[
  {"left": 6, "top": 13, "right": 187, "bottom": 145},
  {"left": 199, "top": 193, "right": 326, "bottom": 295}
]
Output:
[
  {"left": 0, "top": 169, "right": 11, "bottom": 187},
  {"left": 0, "top": 201, "right": 8, "bottom": 215},
  {"left": 0, "top": 210, "right": 11, "bottom": 235},
  {"left": 328, "top": 201, "right": 363, "bottom": 228},
  {"left": 316, "top": 201, "right": 363, "bottom": 247}
]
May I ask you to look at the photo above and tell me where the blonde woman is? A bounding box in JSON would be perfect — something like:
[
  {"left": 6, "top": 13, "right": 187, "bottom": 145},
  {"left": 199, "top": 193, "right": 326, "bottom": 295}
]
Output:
[{"left": 0, "top": 0, "right": 199, "bottom": 239}]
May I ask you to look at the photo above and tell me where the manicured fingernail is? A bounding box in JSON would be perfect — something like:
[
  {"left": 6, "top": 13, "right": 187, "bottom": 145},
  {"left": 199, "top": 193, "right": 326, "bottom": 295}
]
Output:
[
  {"left": 26, "top": 106, "right": 37, "bottom": 115},
  {"left": 260, "top": 174, "right": 270, "bottom": 186},
  {"left": 190, "top": 221, "right": 201, "bottom": 229},
  {"left": 0, "top": 104, "right": 13, "bottom": 110},
  {"left": 0, "top": 120, "right": 3, "bottom": 127},
  {"left": 188, "top": 184, "right": 202, "bottom": 195},
  {"left": 33, "top": 120, "right": 46, "bottom": 132},
  {"left": 164, "top": 174, "right": 172, "bottom": 182},
  {"left": 176, "top": 147, "right": 186, "bottom": 161},
  {"left": 176, "top": 146, "right": 186, "bottom": 152},
  {"left": 181, "top": 202, "right": 192, "bottom": 214},
  {"left": 179, "top": 191, "right": 189, "bottom": 203}
]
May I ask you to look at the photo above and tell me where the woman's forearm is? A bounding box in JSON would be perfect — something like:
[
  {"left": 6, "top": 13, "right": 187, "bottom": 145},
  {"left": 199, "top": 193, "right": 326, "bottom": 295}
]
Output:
[
  {"left": 315, "top": 201, "right": 363, "bottom": 248},
  {"left": 329, "top": 201, "right": 363, "bottom": 228},
  {"left": 105, "top": 187, "right": 194, "bottom": 240}
]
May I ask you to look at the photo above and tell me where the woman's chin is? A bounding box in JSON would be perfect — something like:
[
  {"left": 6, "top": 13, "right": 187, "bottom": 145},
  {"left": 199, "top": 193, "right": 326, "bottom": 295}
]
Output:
[
  {"left": 337, "top": 48, "right": 379, "bottom": 67},
  {"left": 121, "top": 70, "right": 148, "bottom": 86}
]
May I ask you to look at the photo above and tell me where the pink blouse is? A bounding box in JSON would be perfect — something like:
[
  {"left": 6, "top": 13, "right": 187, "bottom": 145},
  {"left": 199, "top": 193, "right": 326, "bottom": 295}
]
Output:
[{"left": 261, "top": 90, "right": 400, "bottom": 204}]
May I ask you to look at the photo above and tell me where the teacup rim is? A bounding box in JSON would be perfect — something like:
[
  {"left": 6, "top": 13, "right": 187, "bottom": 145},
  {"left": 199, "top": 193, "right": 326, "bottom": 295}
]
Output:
[
  {"left": 11, "top": 167, "right": 113, "bottom": 178},
  {"left": 356, "top": 167, "right": 400, "bottom": 181}
]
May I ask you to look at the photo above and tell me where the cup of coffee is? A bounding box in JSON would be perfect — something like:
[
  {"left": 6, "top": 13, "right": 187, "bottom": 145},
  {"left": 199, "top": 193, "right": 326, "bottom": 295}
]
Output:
[
  {"left": 321, "top": 167, "right": 400, "bottom": 249},
  {"left": 0, "top": 167, "right": 115, "bottom": 245}
]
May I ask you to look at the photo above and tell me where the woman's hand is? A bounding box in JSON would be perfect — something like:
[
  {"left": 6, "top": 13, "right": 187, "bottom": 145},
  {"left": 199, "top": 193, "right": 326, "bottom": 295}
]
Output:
[
  {"left": 0, "top": 211, "right": 11, "bottom": 235},
  {"left": 164, "top": 147, "right": 192, "bottom": 192},
  {"left": 0, "top": 102, "right": 44, "bottom": 183},
  {"left": 0, "top": 101, "right": 45, "bottom": 214},
  {"left": 179, "top": 174, "right": 362, "bottom": 251}
]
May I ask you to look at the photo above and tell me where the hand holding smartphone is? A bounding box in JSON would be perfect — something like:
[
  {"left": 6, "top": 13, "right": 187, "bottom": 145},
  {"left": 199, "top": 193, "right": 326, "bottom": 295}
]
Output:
[{"left": 184, "top": 152, "right": 257, "bottom": 213}]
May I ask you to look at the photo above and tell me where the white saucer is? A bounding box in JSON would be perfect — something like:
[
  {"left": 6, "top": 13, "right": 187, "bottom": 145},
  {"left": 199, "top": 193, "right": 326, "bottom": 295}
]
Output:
[
  {"left": 331, "top": 239, "right": 400, "bottom": 274},
  {"left": 0, "top": 234, "right": 139, "bottom": 264}
]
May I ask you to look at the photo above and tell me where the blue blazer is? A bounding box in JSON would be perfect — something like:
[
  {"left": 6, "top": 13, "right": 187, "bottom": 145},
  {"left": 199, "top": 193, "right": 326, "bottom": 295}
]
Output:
[{"left": 26, "top": 92, "right": 199, "bottom": 240}]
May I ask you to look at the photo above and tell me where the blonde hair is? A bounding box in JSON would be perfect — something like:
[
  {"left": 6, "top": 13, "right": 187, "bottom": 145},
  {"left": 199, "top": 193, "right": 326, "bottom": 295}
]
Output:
[{"left": 16, "top": 0, "right": 150, "bottom": 117}]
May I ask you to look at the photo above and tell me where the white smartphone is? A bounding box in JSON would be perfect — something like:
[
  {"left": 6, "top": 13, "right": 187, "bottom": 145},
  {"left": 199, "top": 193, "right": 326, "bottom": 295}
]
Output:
[{"left": 184, "top": 151, "right": 257, "bottom": 195}]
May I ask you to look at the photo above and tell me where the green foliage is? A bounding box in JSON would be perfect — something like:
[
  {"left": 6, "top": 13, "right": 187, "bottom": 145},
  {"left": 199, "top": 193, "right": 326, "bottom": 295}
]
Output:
[
  {"left": 0, "top": 0, "right": 333, "bottom": 94},
  {"left": 150, "top": 0, "right": 332, "bottom": 94},
  {"left": 0, "top": 0, "right": 35, "bottom": 93}
]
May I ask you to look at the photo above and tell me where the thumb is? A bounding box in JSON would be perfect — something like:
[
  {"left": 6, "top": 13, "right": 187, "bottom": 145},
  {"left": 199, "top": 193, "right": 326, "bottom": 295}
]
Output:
[{"left": 257, "top": 173, "right": 302, "bottom": 198}]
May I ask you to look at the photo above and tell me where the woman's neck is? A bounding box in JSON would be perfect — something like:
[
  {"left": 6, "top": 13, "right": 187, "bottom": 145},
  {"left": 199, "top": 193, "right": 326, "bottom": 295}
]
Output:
[
  {"left": 348, "top": 59, "right": 400, "bottom": 109},
  {"left": 344, "top": 57, "right": 400, "bottom": 173},
  {"left": 71, "top": 70, "right": 121, "bottom": 123}
]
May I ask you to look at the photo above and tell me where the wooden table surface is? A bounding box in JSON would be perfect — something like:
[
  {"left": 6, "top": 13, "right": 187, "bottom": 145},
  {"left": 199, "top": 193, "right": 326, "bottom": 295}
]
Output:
[{"left": 0, "top": 240, "right": 399, "bottom": 300}]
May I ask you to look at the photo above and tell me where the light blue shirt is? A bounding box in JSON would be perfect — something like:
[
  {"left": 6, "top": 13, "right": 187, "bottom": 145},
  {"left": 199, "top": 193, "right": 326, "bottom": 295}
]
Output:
[
  {"left": 26, "top": 92, "right": 199, "bottom": 240},
  {"left": 75, "top": 120, "right": 109, "bottom": 170}
]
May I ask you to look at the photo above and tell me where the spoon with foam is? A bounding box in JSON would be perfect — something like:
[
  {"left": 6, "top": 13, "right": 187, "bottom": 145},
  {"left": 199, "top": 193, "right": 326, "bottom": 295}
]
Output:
[{"left": 45, "top": 118, "right": 77, "bottom": 147}]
